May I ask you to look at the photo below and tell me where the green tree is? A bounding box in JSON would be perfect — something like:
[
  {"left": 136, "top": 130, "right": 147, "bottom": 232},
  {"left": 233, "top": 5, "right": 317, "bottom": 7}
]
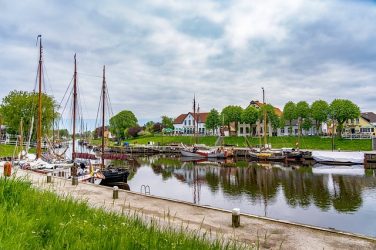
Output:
[
  {"left": 161, "top": 116, "right": 174, "bottom": 129},
  {"left": 302, "top": 117, "right": 313, "bottom": 132},
  {"left": 144, "top": 121, "right": 155, "bottom": 133},
  {"left": 282, "top": 101, "right": 297, "bottom": 135},
  {"left": 311, "top": 100, "right": 329, "bottom": 135},
  {"left": 329, "top": 99, "right": 360, "bottom": 137},
  {"left": 205, "top": 108, "right": 221, "bottom": 134},
  {"left": 109, "top": 110, "right": 138, "bottom": 140},
  {"left": 221, "top": 105, "right": 243, "bottom": 133},
  {"left": 0, "top": 90, "right": 57, "bottom": 139},
  {"left": 241, "top": 106, "right": 259, "bottom": 136},
  {"left": 296, "top": 101, "right": 310, "bottom": 136}
]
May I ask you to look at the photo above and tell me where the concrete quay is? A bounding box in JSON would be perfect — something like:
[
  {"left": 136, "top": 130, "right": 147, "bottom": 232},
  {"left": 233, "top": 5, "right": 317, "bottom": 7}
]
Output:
[{"left": 13, "top": 169, "right": 376, "bottom": 250}]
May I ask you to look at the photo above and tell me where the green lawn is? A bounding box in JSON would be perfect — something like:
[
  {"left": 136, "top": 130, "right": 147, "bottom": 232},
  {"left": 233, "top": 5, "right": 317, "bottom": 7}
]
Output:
[
  {"left": 0, "top": 144, "right": 36, "bottom": 157},
  {"left": 123, "top": 135, "right": 372, "bottom": 151},
  {"left": 0, "top": 177, "right": 244, "bottom": 249}
]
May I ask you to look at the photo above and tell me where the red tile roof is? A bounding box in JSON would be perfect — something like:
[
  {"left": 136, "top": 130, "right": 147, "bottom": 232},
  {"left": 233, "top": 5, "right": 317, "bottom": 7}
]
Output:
[
  {"left": 249, "top": 100, "right": 283, "bottom": 117},
  {"left": 173, "top": 112, "right": 210, "bottom": 124}
]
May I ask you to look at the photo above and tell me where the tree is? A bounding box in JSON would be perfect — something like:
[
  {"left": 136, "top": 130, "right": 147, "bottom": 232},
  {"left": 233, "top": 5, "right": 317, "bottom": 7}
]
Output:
[
  {"left": 311, "top": 100, "right": 329, "bottom": 135},
  {"left": 125, "top": 126, "right": 142, "bottom": 138},
  {"left": 144, "top": 121, "right": 155, "bottom": 133},
  {"left": 0, "top": 90, "right": 57, "bottom": 138},
  {"left": 282, "top": 101, "right": 297, "bottom": 135},
  {"left": 296, "top": 101, "right": 310, "bottom": 136},
  {"left": 205, "top": 108, "right": 221, "bottom": 134},
  {"left": 241, "top": 106, "right": 259, "bottom": 136},
  {"left": 153, "top": 122, "right": 163, "bottom": 133},
  {"left": 161, "top": 116, "right": 174, "bottom": 129},
  {"left": 221, "top": 105, "right": 243, "bottom": 133},
  {"left": 329, "top": 99, "right": 360, "bottom": 137},
  {"left": 109, "top": 110, "right": 138, "bottom": 140},
  {"left": 302, "top": 117, "right": 313, "bottom": 132}
]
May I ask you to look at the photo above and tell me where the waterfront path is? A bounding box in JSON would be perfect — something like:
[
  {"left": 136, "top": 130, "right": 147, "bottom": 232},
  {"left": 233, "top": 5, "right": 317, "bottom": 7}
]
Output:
[{"left": 14, "top": 169, "right": 376, "bottom": 250}]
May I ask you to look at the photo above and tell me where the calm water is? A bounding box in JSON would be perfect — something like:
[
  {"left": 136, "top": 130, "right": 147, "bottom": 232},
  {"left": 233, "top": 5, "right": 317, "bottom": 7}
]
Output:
[{"left": 124, "top": 156, "right": 376, "bottom": 237}]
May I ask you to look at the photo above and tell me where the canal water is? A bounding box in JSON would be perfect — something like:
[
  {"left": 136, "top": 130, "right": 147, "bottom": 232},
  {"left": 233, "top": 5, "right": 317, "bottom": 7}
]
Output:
[{"left": 124, "top": 156, "right": 376, "bottom": 237}]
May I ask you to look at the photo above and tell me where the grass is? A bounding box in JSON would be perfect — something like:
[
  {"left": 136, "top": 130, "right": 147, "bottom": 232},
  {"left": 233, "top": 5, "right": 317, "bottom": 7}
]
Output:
[
  {"left": 0, "top": 144, "right": 36, "bottom": 157},
  {"left": 122, "top": 135, "right": 372, "bottom": 151},
  {"left": 0, "top": 177, "right": 248, "bottom": 250}
]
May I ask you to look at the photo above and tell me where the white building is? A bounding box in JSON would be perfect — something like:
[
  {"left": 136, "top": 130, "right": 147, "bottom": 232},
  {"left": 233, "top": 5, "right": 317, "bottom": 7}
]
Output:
[{"left": 173, "top": 112, "right": 210, "bottom": 135}]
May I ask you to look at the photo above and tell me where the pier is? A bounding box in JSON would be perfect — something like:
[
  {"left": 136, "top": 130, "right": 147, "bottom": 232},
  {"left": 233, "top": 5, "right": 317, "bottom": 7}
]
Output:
[{"left": 14, "top": 169, "right": 376, "bottom": 249}]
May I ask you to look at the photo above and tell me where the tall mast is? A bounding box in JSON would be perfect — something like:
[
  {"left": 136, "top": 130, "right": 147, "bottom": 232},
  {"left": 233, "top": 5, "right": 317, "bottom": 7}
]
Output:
[
  {"left": 19, "top": 118, "right": 23, "bottom": 160},
  {"left": 36, "top": 35, "right": 42, "bottom": 159},
  {"left": 262, "top": 87, "right": 267, "bottom": 148},
  {"left": 193, "top": 94, "right": 196, "bottom": 143},
  {"left": 72, "top": 54, "right": 77, "bottom": 160},
  {"left": 101, "top": 65, "right": 106, "bottom": 167}
]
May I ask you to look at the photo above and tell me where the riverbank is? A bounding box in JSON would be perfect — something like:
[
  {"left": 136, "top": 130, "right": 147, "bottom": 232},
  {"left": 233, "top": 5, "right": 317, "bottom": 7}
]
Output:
[
  {"left": 11, "top": 169, "right": 376, "bottom": 249},
  {"left": 118, "top": 136, "right": 372, "bottom": 151},
  {"left": 0, "top": 176, "right": 240, "bottom": 249}
]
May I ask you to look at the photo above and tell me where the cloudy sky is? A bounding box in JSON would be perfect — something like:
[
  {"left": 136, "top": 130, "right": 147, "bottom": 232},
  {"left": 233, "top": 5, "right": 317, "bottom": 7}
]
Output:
[{"left": 1, "top": 0, "right": 376, "bottom": 127}]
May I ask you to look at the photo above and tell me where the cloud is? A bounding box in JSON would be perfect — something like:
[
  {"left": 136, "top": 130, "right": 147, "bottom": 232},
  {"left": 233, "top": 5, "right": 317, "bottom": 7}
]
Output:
[{"left": 1, "top": 0, "right": 376, "bottom": 128}]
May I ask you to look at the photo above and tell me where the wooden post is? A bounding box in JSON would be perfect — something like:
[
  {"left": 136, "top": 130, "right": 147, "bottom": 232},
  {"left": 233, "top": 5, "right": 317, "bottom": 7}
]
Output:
[
  {"left": 72, "top": 176, "right": 78, "bottom": 185},
  {"left": 113, "top": 186, "right": 119, "bottom": 199},
  {"left": 47, "top": 173, "right": 52, "bottom": 183},
  {"left": 232, "top": 208, "right": 240, "bottom": 228}
]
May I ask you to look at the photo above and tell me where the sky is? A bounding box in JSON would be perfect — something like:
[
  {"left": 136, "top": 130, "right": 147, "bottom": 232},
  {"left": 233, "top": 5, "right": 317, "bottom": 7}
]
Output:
[{"left": 1, "top": 0, "right": 376, "bottom": 129}]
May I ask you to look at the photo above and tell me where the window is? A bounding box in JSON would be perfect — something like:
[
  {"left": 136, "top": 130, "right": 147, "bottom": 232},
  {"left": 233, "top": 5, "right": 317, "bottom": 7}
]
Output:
[
  {"left": 246, "top": 127, "right": 249, "bottom": 134},
  {"left": 184, "top": 121, "right": 186, "bottom": 125},
  {"left": 356, "top": 118, "right": 359, "bottom": 124},
  {"left": 240, "top": 127, "right": 244, "bottom": 134},
  {"left": 281, "top": 128, "right": 285, "bottom": 134},
  {"left": 188, "top": 120, "right": 191, "bottom": 126}
]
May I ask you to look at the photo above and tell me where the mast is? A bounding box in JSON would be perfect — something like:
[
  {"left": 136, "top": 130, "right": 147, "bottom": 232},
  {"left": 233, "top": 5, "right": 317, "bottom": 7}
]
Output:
[
  {"left": 193, "top": 94, "right": 196, "bottom": 144},
  {"left": 36, "top": 35, "right": 43, "bottom": 159},
  {"left": 262, "top": 87, "right": 267, "bottom": 148},
  {"left": 101, "top": 65, "right": 106, "bottom": 167},
  {"left": 19, "top": 118, "right": 23, "bottom": 160},
  {"left": 72, "top": 54, "right": 77, "bottom": 160}
]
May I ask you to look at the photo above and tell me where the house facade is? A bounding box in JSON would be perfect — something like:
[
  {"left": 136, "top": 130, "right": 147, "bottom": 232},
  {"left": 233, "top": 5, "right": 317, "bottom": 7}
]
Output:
[
  {"left": 343, "top": 112, "right": 376, "bottom": 136},
  {"left": 173, "top": 112, "right": 210, "bottom": 135}
]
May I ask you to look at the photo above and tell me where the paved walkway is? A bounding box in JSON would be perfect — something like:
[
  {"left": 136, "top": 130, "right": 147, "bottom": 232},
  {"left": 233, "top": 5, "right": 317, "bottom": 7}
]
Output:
[{"left": 12, "top": 169, "right": 376, "bottom": 250}]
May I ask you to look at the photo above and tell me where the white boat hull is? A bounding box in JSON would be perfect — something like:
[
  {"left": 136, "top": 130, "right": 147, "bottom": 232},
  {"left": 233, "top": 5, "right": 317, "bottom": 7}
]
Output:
[{"left": 312, "top": 151, "right": 364, "bottom": 164}]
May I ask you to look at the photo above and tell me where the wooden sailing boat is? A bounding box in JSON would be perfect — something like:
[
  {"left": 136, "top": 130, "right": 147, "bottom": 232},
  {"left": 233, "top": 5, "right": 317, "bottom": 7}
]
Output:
[
  {"left": 249, "top": 88, "right": 285, "bottom": 162},
  {"left": 98, "top": 65, "right": 130, "bottom": 186}
]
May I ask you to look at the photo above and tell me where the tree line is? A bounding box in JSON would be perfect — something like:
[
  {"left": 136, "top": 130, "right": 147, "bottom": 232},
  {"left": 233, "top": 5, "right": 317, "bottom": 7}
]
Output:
[{"left": 205, "top": 99, "right": 360, "bottom": 137}]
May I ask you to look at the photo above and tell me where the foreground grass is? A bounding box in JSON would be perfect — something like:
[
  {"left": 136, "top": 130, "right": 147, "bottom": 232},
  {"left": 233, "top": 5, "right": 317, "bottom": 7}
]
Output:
[
  {"left": 0, "top": 145, "right": 36, "bottom": 157},
  {"left": 0, "top": 177, "right": 245, "bottom": 250},
  {"left": 123, "top": 136, "right": 372, "bottom": 151}
]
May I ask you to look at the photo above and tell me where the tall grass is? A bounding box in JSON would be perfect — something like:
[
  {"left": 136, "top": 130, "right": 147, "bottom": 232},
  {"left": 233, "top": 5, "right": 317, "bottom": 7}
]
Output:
[
  {"left": 0, "top": 145, "right": 36, "bottom": 157},
  {"left": 0, "top": 177, "right": 248, "bottom": 249}
]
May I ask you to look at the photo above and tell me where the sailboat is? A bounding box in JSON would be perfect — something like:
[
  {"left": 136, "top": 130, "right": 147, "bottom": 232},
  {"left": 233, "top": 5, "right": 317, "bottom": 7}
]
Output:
[
  {"left": 96, "top": 65, "right": 130, "bottom": 186},
  {"left": 249, "top": 88, "right": 285, "bottom": 162},
  {"left": 180, "top": 95, "right": 233, "bottom": 158}
]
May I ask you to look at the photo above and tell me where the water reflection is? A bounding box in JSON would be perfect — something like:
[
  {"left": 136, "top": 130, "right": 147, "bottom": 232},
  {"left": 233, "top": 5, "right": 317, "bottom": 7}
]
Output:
[{"left": 124, "top": 156, "right": 376, "bottom": 236}]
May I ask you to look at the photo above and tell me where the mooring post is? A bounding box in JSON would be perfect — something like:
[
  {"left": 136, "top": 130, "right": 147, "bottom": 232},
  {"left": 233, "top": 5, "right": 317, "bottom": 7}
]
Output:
[
  {"left": 72, "top": 176, "right": 78, "bottom": 186},
  {"left": 232, "top": 208, "right": 240, "bottom": 228},
  {"left": 113, "top": 186, "right": 119, "bottom": 199},
  {"left": 47, "top": 173, "right": 52, "bottom": 183}
]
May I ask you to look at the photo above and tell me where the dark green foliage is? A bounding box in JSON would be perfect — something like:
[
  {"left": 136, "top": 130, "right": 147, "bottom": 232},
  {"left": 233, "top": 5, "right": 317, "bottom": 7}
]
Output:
[
  {"left": 0, "top": 90, "right": 58, "bottom": 138},
  {"left": 205, "top": 108, "right": 221, "bottom": 132},
  {"left": 161, "top": 115, "right": 174, "bottom": 129},
  {"left": 282, "top": 101, "right": 297, "bottom": 135},
  {"left": 329, "top": 99, "right": 360, "bottom": 137},
  {"left": 311, "top": 100, "right": 329, "bottom": 134},
  {"left": 109, "top": 110, "right": 138, "bottom": 140}
]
